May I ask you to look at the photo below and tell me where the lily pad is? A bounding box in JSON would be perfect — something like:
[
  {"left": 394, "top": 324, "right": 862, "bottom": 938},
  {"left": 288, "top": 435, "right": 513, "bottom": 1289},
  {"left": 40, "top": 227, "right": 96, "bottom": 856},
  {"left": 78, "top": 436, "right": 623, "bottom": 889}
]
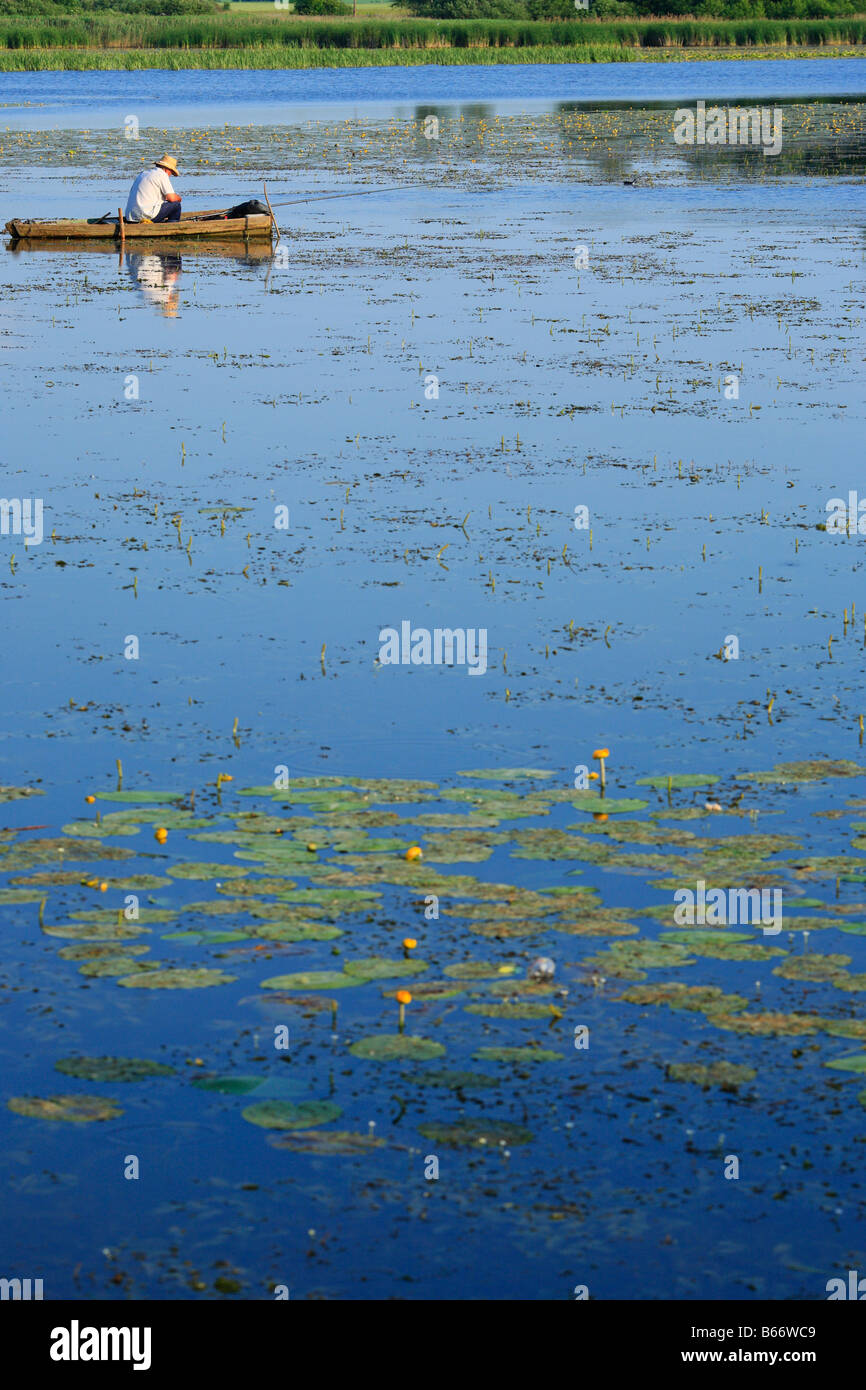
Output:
[
  {"left": 8, "top": 1094, "right": 122, "bottom": 1122},
  {"left": 269, "top": 1130, "right": 385, "bottom": 1154},
  {"left": 250, "top": 923, "right": 343, "bottom": 943},
  {"left": 666, "top": 1062, "right": 757, "bottom": 1091},
  {"left": 348, "top": 1034, "right": 446, "bottom": 1060},
  {"left": 743, "top": 761, "right": 866, "bottom": 784},
  {"left": 80, "top": 956, "right": 161, "bottom": 977},
  {"left": 193, "top": 1075, "right": 302, "bottom": 1097},
  {"left": 162, "top": 930, "right": 250, "bottom": 945},
  {"left": 343, "top": 957, "right": 428, "bottom": 980},
  {"left": 97, "top": 790, "right": 183, "bottom": 802},
  {"left": 57, "top": 943, "right": 150, "bottom": 961},
  {"left": 70, "top": 908, "right": 175, "bottom": 925},
  {"left": 443, "top": 962, "right": 516, "bottom": 979},
  {"left": 473, "top": 1046, "right": 563, "bottom": 1063},
  {"left": 62, "top": 821, "right": 141, "bottom": 838},
  {"left": 711, "top": 1010, "right": 821, "bottom": 1036},
  {"left": 464, "top": 1002, "right": 560, "bottom": 1019},
  {"left": 0, "top": 785, "right": 44, "bottom": 802},
  {"left": 44, "top": 922, "right": 149, "bottom": 942},
  {"left": 260, "top": 971, "right": 362, "bottom": 990},
  {"left": 635, "top": 774, "right": 719, "bottom": 789},
  {"left": 242, "top": 1100, "right": 341, "bottom": 1129},
  {"left": 381, "top": 980, "right": 464, "bottom": 1000},
  {"left": 0, "top": 888, "right": 48, "bottom": 903},
  {"left": 54, "top": 1056, "right": 174, "bottom": 1082},
  {"left": 117, "top": 968, "right": 235, "bottom": 989},
  {"left": 571, "top": 794, "right": 650, "bottom": 814},
  {"left": 824, "top": 1053, "right": 866, "bottom": 1073},
  {"left": 417, "top": 1119, "right": 531, "bottom": 1147},
  {"left": 167, "top": 862, "right": 249, "bottom": 881}
]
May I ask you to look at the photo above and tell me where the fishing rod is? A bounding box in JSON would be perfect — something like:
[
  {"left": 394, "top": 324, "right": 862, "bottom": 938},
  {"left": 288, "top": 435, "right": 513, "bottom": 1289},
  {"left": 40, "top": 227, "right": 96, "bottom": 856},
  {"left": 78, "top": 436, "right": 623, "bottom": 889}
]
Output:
[{"left": 266, "top": 185, "right": 407, "bottom": 209}]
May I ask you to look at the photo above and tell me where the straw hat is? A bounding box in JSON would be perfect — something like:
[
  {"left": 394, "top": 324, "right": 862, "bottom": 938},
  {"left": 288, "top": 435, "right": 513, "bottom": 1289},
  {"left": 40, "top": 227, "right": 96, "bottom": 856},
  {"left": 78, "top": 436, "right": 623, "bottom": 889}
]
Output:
[{"left": 155, "top": 155, "right": 179, "bottom": 176}]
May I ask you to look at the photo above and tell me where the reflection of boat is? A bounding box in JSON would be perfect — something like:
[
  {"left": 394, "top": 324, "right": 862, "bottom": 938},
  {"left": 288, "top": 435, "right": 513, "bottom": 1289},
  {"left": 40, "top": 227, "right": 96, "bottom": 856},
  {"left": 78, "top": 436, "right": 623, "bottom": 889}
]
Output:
[
  {"left": 4, "top": 208, "right": 273, "bottom": 242},
  {"left": 6, "top": 236, "right": 275, "bottom": 261}
]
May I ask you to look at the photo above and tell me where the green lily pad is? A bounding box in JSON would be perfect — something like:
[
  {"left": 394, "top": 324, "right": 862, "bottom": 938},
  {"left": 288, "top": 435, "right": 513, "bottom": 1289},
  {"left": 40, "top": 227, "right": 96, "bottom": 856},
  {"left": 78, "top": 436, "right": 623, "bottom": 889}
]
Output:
[
  {"left": 79, "top": 955, "right": 161, "bottom": 977},
  {"left": 473, "top": 1046, "right": 563, "bottom": 1063},
  {"left": 666, "top": 1062, "right": 757, "bottom": 1091},
  {"left": 659, "top": 931, "right": 785, "bottom": 961},
  {"left": 193, "top": 1075, "right": 302, "bottom": 1097},
  {"left": 457, "top": 768, "right": 553, "bottom": 781},
  {"left": 269, "top": 1130, "right": 385, "bottom": 1154},
  {"left": 167, "top": 862, "right": 249, "bottom": 880},
  {"left": 44, "top": 922, "right": 149, "bottom": 941},
  {"left": 744, "top": 761, "right": 866, "bottom": 784},
  {"left": 348, "top": 1034, "right": 446, "bottom": 1061},
  {"left": 242, "top": 1100, "right": 341, "bottom": 1130},
  {"left": 553, "top": 914, "right": 639, "bottom": 937},
  {"left": 0, "top": 888, "right": 48, "bottom": 903},
  {"left": 443, "top": 962, "right": 517, "bottom": 980},
  {"left": 417, "top": 1120, "right": 531, "bottom": 1148},
  {"left": 0, "top": 785, "right": 44, "bottom": 802},
  {"left": 8, "top": 1094, "right": 122, "bottom": 1122},
  {"left": 57, "top": 944, "right": 151, "bottom": 961},
  {"left": 216, "top": 877, "right": 298, "bottom": 896},
  {"left": 468, "top": 921, "right": 550, "bottom": 939},
  {"left": 635, "top": 774, "right": 719, "bottom": 788},
  {"left": 62, "top": 821, "right": 141, "bottom": 838},
  {"left": 711, "top": 1010, "right": 821, "bottom": 1036},
  {"left": 824, "top": 1053, "right": 866, "bottom": 1073},
  {"left": 97, "top": 790, "right": 183, "bottom": 802},
  {"left": 618, "top": 982, "right": 748, "bottom": 1014},
  {"left": 773, "top": 955, "right": 850, "bottom": 983},
  {"left": 241, "top": 993, "right": 335, "bottom": 1014},
  {"left": 381, "top": 980, "right": 464, "bottom": 1000},
  {"left": 70, "top": 908, "right": 175, "bottom": 925},
  {"left": 464, "top": 1001, "right": 560, "bottom": 1019},
  {"left": 162, "top": 930, "right": 250, "bottom": 945},
  {"left": 1, "top": 838, "right": 134, "bottom": 866},
  {"left": 823, "top": 1020, "right": 866, "bottom": 1039},
  {"left": 343, "top": 957, "right": 428, "bottom": 980},
  {"left": 407, "top": 1069, "right": 499, "bottom": 1090},
  {"left": 192, "top": 1075, "right": 264, "bottom": 1094},
  {"left": 571, "top": 794, "right": 650, "bottom": 814},
  {"left": 260, "top": 971, "right": 362, "bottom": 991},
  {"left": 250, "top": 923, "right": 343, "bottom": 943},
  {"left": 54, "top": 1056, "right": 174, "bottom": 1082},
  {"left": 117, "top": 968, "right": 234, "bottom": 989}
]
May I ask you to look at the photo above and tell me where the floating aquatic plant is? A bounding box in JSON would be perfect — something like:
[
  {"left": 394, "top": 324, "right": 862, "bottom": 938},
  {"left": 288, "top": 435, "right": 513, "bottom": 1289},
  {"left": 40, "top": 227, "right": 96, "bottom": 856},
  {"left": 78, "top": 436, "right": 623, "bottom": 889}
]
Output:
[{"left": 8, "top": 1095, "right": 122, "bottom": 1122}]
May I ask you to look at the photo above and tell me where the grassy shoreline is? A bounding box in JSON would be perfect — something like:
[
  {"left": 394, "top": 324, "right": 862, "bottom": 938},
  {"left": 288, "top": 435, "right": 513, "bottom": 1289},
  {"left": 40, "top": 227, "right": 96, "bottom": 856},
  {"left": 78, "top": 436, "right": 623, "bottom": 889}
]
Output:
[
  {"left": 1, "top": 41, "right": 865, "bottom": 66},
  {"left": 0, "top": 16, "right": 864, "bottom": 68}
]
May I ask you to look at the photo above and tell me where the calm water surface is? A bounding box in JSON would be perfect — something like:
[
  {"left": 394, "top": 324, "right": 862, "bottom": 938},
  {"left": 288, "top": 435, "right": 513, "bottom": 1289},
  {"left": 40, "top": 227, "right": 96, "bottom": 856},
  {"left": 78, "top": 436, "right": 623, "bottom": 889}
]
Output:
[{"left": 0, "top": 59, "right": 864, "bottom": 1301}]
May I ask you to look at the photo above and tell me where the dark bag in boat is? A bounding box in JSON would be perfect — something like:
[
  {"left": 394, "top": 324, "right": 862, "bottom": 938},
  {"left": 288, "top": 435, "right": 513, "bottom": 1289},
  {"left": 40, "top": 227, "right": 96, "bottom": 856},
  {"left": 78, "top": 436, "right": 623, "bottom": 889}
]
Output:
[{"left": 225, "top": 200, "right": 270, "bottom": 219}]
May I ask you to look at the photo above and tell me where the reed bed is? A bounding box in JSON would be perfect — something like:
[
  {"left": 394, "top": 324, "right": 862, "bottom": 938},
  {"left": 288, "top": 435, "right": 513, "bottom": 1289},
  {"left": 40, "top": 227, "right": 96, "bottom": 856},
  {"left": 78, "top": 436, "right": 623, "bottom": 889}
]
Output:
[
  {"left": 0, "top": 42, "right": 637, "bottom": 65},
  {"left": 1, "top": 14, "right": 864, "bottom": 51}
]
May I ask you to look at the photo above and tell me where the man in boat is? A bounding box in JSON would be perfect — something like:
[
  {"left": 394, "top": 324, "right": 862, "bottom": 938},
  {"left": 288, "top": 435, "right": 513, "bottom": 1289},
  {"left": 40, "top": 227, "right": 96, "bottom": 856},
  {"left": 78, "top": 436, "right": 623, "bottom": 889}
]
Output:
[{"left": 124, "top": 154, "right": 181, "bottom": 225}]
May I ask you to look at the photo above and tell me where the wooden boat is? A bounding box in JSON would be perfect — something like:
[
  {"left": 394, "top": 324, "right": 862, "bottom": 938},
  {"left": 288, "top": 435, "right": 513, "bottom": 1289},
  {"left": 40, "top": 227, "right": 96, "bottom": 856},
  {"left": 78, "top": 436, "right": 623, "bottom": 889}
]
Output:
[
  {"left": 7, "top": 236, "right": 275, "bottom": 262},
  {"left": 4, "top": 207, "right": 274, "bottom": 243}
]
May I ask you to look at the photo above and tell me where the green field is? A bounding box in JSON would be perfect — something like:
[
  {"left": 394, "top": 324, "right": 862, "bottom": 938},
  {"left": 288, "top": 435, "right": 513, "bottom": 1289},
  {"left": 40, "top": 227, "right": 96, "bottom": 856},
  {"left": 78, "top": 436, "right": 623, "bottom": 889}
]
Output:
[{"left": 1, "top": 11, "right": 864, "bottom": 66}]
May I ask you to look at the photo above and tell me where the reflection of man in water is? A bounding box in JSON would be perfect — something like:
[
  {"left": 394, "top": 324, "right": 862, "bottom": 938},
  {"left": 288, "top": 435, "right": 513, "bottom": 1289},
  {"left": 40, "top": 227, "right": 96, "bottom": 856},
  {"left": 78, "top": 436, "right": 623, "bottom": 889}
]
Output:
[{"left": 126, "top": 252, "right": 181, "bottom": 318}]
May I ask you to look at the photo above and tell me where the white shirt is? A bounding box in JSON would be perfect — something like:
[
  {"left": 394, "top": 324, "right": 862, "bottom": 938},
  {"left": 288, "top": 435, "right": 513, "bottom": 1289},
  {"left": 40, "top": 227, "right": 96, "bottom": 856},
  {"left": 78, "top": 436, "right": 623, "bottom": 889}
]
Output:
[{"left": 125, "top": 167, "right": 175, "bottom": 222}]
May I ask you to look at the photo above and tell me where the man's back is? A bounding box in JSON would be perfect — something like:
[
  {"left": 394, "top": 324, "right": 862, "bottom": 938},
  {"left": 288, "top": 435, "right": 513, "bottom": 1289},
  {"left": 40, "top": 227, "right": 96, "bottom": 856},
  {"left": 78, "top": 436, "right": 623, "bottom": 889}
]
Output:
[{"left": 125, "top": 167, "right": 174, "bottom": 223}]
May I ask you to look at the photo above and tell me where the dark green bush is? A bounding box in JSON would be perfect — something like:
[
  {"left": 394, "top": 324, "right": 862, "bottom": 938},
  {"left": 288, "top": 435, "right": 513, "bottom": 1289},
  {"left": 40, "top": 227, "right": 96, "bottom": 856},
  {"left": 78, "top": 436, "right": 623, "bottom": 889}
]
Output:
[{"left": 292, "top": 0, "right": 352, "bottom": 13}]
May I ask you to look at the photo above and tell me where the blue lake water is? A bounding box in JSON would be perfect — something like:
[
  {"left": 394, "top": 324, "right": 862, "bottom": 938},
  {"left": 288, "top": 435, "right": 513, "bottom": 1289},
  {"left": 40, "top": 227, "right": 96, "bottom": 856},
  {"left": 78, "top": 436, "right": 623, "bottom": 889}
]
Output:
[{"left": 0, "top": 58, "right": 865, "bottom": 1301}]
